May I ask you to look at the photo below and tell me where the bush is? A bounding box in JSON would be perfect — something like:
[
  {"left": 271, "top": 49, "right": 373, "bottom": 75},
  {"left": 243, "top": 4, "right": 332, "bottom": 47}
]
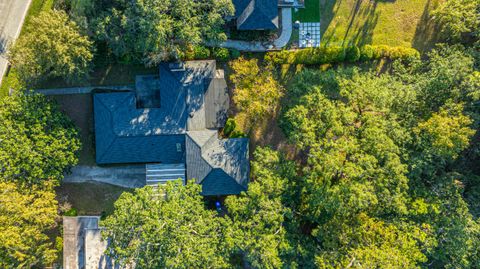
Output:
[
  {"left": 64, "top": 208, "right": 78, "bottom": 216},
  {"left": 184, "top": 45, "right": 211, "bottom": 60},
  {"left": 230, "top": 48, "right": 241, "bottom": 59},
  {"left": 345, "top": 45, "right": 361, "bottom": 62},
  {"left": 360, "top": 45, "right": 375, "bottom": 60},
  {"left": 265, "top": 45, "right": 420, "bottom": 65},
  {"left": 213, "top": 47, "right": 230, "bottom": 61},
  {"left": 223, "top": 118, "right": 236, "bottom": 137}
]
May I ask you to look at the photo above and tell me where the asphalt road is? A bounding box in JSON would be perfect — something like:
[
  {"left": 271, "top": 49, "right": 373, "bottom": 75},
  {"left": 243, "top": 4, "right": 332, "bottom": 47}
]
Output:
[{"left": 0, "top": 0, "right": 31, "bottom": 86}]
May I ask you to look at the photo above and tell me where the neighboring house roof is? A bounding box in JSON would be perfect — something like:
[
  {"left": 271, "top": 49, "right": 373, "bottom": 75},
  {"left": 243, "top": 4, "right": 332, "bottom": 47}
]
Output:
[
  {"left": 234, "top": 0, "right": 279, "bottom": 30},
  {"left": 93, "top": 60, "right": 249, "bottom": 196},
  {"left": 186, "top": 130, "right": 249, "bottom": 196}
]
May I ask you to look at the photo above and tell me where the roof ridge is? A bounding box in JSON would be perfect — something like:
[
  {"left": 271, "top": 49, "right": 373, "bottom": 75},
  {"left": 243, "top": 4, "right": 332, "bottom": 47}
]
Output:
[{"left": 95, "top": 99, "right": 119, "bottom": 163}]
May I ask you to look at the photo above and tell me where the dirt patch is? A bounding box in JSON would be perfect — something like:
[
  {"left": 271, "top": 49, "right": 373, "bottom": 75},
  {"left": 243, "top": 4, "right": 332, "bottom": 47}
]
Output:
[
  {"left": 51, "top": 94, "right": 96, "bottom": 165},
  {"left": 56, "top": 182, "right": 132, "bottom": 216}
]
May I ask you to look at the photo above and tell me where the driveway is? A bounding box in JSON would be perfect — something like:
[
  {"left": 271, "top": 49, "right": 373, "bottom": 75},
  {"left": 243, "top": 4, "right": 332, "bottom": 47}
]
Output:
[
  {"left": 0, "top": 0, "right": 31, "bottom": 86},
  {"left": 64, "top": 165, "right": 146, "bottom": 188}
]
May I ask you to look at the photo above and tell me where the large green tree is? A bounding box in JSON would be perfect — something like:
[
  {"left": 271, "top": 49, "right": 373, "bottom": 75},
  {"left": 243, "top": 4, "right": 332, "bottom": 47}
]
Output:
[
  {"left": 0, "top": 92, "right": 81, "bottom": 185},
  {"left": 94, "top": 0, "right": 233, "bottom": 65},
  {"left": 225, "top": 147, "right": 295, "bottom": 268},
  {"left": 433, "top": 0, "right": 480, "bottom": 42},
  {"left": 8, "top": 10, "right": 93, "bottom": 84},
  {"left": 230, "top": 57, "right": 284, "bottom": 128},
  {"left": 0, "top": 181, "right": 58, "bottom": 268},
  {"left": 102, "top": 181, "right": 234, "bottom": 268}
]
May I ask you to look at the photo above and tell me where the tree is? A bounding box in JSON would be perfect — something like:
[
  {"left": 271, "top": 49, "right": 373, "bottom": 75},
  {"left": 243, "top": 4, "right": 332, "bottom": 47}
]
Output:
[
  {"left": 8, "top": 10, "right": 93, "bottom": 84},
  {"left": 0, "top": 92, "right": 81, "bottom": 185},
  {"left": 0, "top": 181, "right": 58, "bottom": 268},
  {"left": 230, "top": 57, "right": 284, "bottom": 127},
  {"left": 94, "top": 0, "right": 234, "bottom": 65},
  {"left": 414, "top": 103, "right": 474, "bottom": 159},
  {"left": 102, "top": 181, "right": 234, "bottom": 269},
  {"left": 225, "top": 147, "right": 296, "bottom": 268},
  {"left": 433, "top": 0, "right": 480, "bottom": 42}
]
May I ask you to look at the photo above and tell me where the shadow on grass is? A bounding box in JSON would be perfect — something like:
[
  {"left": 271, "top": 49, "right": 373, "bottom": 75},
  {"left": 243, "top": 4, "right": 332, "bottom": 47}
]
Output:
[
  {"left": 321, "top": 0, "right": 379, "bottom": 47},
  {"left": 412, "top": 0, "right": 442, "bottom": 52}
]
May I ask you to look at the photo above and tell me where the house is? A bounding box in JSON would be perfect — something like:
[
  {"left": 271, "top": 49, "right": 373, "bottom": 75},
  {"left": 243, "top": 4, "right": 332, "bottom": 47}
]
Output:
[
  {"left": 93, "top": 60, "right": 249, "bottom": 196},
  {"left": 232, "top": 0, "right": 305, "bottom": 30},
  {"left": 233, "top": 0, "right": 279, "bottom": 30}
]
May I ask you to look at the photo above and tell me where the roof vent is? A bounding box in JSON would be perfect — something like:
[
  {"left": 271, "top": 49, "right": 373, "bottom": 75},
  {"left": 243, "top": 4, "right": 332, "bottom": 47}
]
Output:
[{"left": 169, "top": 62, "right": 185, "bottom": 72}]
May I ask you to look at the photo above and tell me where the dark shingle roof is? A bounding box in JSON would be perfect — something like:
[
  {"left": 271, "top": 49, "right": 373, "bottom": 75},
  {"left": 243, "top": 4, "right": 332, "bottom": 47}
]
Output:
[
  {"left": 94, "top": 92, "right": 186, "bottom": 164},
  {"left": 93, "top": 60, "right": 249, "bottom": 196},
  {"left": 235, "top": 0, "right": 279, "bottom": 30},
  {"left": 186, "top": 131, "right": 249, "bottom": 196}
]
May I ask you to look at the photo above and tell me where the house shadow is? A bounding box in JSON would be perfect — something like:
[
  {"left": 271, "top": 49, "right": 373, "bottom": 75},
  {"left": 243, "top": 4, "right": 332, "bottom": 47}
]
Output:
[{"left": 412, "top": 0, "right": 442, "bottom": 52}]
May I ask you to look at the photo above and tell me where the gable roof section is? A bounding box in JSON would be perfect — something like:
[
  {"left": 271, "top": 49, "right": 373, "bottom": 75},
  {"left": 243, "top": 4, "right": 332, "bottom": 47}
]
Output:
[
  {"left": 186, "top": 130, "right": 249, "bottom": 196},
  {"left": 236, "top": 0, "right": 279, "bottom": 30}
]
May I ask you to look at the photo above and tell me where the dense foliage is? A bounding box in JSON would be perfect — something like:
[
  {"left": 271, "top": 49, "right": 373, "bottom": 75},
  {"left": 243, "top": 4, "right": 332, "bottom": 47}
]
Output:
[
  {"left": 230, "top": 57, "right": 284, "bottom": 128},
  {"left": 265, "top": 45, "right": 420, "bottom": 65},
  {"left": 8, "top": 10, "right": 93, "bottom": 84},
  {"left": 0, "top": 181, "right": 58, "bottom": 268},
  {"left": 0, "top": 92, "right": 80, "bottom": 267},
  {"left": 94, "top": 0, "right": 234, "bottom": 65},
  {"left": 433, "top": 0, "right": 480, "bottom": 42},
  {"left": 102, "top": 182, "right": 234, "bottom": 268},
  {"left": 0, "top": 92, "right": 81, "bottom": 185}
]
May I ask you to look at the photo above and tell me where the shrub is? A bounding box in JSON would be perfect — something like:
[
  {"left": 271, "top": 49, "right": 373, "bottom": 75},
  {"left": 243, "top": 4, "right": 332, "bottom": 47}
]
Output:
[
  {"left": 64, "top": 208, "right": 78, "bottom": 216},
  {"left": 265, "top": 45, "right": 420, "bottom": 65},
  {"left": 360, "top": 45, "right": 375, "bottom": 60},
  {"left": 213, "top": 47, "right": 230, "bottom": 61},
  {"left": 345, "top": 45, "right": 361, "bottom": 62},
  {"left": 223, "top": 118, "right": 236, "bottom": 137},
  {"left": 230, "top": 48, "right": 241, "bottom": 59},
  {"left": 184, "top": 45, "right": 211, "bottom": 60}
]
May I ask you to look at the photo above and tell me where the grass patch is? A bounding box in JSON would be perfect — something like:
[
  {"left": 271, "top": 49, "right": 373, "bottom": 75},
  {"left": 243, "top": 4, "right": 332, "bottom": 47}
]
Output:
[
  {"left": 320, "top": 0, "right": 443, "bottom": 50},
  {"left": 293, "top": 0, "right": 321, "bottom": 22},
  {"left": 56, "top": 182, "right": 132, "bottom": 216}
]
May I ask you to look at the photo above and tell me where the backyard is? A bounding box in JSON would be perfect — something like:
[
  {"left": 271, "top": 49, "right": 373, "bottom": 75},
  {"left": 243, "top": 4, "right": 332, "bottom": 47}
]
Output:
[{"left": 292, "top": 0, "right": 443, "bottom": 51}]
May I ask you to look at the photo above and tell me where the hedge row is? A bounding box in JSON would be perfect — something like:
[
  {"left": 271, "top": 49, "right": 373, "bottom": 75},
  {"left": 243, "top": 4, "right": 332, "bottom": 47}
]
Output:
[
  {"left": 182, "top": 46, "right": 241, "bottom": 61},
  {"left": 265, "top": 45, "right": 420, "bottom": 65}
]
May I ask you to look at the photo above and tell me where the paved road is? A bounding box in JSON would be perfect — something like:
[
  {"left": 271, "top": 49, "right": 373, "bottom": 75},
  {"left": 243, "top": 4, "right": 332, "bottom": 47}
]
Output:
[{"left": 0, "top": 0, "right": 31, "bottom": 86}]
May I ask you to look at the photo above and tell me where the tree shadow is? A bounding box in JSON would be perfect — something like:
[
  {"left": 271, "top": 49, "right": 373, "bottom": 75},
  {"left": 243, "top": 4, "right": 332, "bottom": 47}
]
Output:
[
  {"left": 321, "top": 0, "right": 380, "bottom": 47},
  {"left": 412, "top": 0, "right": 442, "bottom": 52}
]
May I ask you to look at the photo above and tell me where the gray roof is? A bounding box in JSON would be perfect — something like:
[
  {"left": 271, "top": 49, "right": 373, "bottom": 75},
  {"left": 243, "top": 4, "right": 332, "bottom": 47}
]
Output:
[
  {"left": 186, "top": 131, "right": 249, "bottom": 196},
  {"left": 93, "top": 60, "right": 248, "bottom": 196},
  {"left": 234, "top": 0, "right": 279, "bottom": 30},
  {"left": 94, "top": 61, "right": 228, "bottom": 164},
  {"left": 94, "top": 92, "right": 186, "bottom": 164}
]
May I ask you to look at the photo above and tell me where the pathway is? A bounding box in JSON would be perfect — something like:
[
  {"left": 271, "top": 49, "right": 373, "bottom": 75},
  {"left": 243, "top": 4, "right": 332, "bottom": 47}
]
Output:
[
  {"left": 214, "top": 8, "right": 292, "bottom": 52},
  {"left": 0, "top": 0, "right": 31, "bottom": 86},
  {"left": 63, "top": 165, "right": 146, "bottom": 188}
]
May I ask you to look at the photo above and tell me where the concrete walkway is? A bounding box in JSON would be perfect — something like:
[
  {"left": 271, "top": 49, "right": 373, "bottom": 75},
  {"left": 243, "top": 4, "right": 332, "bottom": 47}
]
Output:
[
  {"left": 64, "top": 165, "right": 146, "bottom": 188},
  {"left": 214, "top": 8, "right": 292, "bottom": 52},
  {"left": 0, "top": 0, "right": 31, "bottom": 86},
  {"left": 36, "top": 85, "right": 134, "bottom": 95}
]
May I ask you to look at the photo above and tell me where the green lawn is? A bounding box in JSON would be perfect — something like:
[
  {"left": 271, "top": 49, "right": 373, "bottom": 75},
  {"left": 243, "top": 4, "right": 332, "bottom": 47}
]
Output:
[
  {"left": 293, "top": 0, "right": 321, "bottom": 22},
  {"left": 319, "top": 0, "right": 443, "bottom": 49}
]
